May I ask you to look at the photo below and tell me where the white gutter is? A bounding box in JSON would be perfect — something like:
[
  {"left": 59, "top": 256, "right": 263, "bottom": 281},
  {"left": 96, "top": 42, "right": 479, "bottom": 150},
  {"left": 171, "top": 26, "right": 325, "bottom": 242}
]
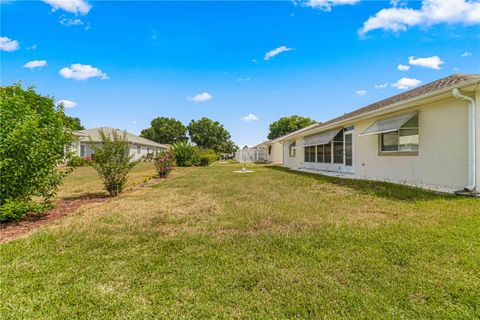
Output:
[{"left": 452, "top": 88, "right": 476, "bottom": 192}]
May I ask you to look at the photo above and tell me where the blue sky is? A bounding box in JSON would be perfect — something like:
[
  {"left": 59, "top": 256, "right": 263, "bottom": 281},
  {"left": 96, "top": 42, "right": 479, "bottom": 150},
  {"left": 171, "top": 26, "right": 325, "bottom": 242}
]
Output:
[{"left": 1, "top": 0, "right": 479, "bottom": 146}]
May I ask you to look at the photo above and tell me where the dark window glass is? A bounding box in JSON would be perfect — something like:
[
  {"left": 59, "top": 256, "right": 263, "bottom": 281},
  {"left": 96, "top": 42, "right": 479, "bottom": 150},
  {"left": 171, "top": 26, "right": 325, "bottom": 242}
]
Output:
[
  {"left": 345, "top": 134, "right": 352, "bottom": 166},
  {"left": 381, "top": 132, "right": 399, "bottom": 151},
  {"left": 316, "top": 145, "right": 324, "bottom": 163},
  {"left": 333, "top": 131, "right": 344, "bottom": 164},
  {"left": 325, "top": 143, "right": 332, "bottom": 163},
  {"left": 305, "top": 146, "right": 316, "bottom": 162}
]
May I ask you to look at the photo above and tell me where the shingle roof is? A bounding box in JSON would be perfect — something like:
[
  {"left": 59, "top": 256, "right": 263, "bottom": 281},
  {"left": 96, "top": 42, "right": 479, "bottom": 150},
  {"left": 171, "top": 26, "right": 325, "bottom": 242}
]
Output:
[
  {"left": 75, "top": 127, "right": 168, "bottom": 148},
  {"left": 321, "top": 74, "right": 480, "bottom": 127}
]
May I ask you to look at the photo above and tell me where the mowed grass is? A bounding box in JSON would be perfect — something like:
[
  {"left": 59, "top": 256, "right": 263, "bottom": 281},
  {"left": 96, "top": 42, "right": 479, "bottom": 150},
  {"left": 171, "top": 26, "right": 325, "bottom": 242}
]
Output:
[
  {"left": 57, "top": 162, "right": 158, "bottom": 199},
  {"left": 1, "top": 163, "right": 479, "bottom": 319}
]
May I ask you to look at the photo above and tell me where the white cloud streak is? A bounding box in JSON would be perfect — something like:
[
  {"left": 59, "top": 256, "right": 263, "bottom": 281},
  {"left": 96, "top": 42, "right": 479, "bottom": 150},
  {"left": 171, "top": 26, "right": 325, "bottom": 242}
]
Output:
[
  {"left": 42, "top": 0, "right": 91, "bottom": 15},
  {"left": 397, "top": 64, "right": 410, "bottom": 71},
  {"left": 374, "top": 83, "right": 388, "bottom": 89},
  {"left": 59, "top": 63, "right": 108, "bottom": 80},
  {"left": 264, "top": 46, "right": 293, "bottom": 61},
  {"left": 392, "top": 77, "right": 422, "bottom": 90},
  {"left": 0, "top": 36, "right": 19, "bottom": 52},
  {"left": 23, "top": 60, "right": 48, "bottom": 69},
  {"left": 302, "top": 0, "right": 360, "bottom": 11},
  {"left": 408, "top": 55, "right": 444, "bottom": 69},
  {"left": 241, "top": 114, "right": 259, "bottom": 122},
  {"left": 355, "top": 90, "right": 367, "bottom": 96},
  {"left": 188, "top": 92, "right": 212, "bottom": 103},
  {"left": 461, "top": 51, "right": 472, "bottom": 57},
  {"left": 57, "top": 99, "right": 78, "bottom": 109},
  {"left": 60, "top": 17, "right": 84, "bottom": 26},
  {"left": 360, "top": 0, "right": 480, "bottom": 36}
]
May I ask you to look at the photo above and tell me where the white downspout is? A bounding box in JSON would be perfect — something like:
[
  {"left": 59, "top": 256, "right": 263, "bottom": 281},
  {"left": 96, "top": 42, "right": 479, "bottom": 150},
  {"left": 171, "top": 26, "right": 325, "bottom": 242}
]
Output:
[{"left": 452, "top": 88, "right": 476, "bottom": 191}]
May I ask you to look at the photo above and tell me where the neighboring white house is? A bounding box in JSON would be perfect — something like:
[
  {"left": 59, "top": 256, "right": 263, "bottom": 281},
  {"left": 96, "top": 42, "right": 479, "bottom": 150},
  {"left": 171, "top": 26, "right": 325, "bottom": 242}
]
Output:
[
  {"left": 261, "top": 74, "right": 480, "bottom": 194},
  {"left": 235, "top": 147, "right": 267, "bottom": 163},
  {"left": 71, "top": 127, "right": 169, "bottom": 161}
]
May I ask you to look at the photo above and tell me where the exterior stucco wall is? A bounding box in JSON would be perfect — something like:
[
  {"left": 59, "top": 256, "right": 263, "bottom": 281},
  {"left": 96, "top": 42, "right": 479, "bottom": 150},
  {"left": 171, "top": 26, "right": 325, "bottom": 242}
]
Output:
[
  {"left": 476, "top": 89, "right": 480, "bottom": 191},
  {"left": 266, "top": 142, "right": 283, "bottom": 163},
  {"left": 282, "top": 139, "right": 303, "bottom": 168},
  {"left": 353, "top": 98, "right": 469, "bottom": 189},
  {"left": 281, "top": 96, "right": 473, "bottom": 190}
]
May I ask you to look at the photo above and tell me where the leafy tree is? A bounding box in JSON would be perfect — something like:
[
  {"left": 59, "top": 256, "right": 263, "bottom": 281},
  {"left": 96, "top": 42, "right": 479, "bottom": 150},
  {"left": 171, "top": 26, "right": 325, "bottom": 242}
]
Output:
[
  {"left": 141, "top": 117, "right": 187, "bottom": 144},
  {"left": 0, "top": 84, "right": 73, "bottom": 221},
  {"left": 187, "top": 117, "right": 234, "bottom": 153},
  {"left": 267, "top": 115, "right": 316, "bottom": 140},
  {"left": 171, "top": 141, "right": 198, "bottom": 166},
  {"left": 90, "top": 129, "right": 137, "bottom": 196},
  {"left": 63, "top": 115, "right": 85, "bottom": 131}
]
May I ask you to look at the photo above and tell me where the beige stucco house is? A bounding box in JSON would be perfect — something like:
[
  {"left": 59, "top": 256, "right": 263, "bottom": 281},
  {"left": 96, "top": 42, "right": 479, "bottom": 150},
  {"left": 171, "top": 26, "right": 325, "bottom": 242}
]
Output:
[
  {"left": 71, "top": 127, "right": 169, "bottom": 161},
  {"left": 272, "top": 74, "right": 480, "bottom": 194}
]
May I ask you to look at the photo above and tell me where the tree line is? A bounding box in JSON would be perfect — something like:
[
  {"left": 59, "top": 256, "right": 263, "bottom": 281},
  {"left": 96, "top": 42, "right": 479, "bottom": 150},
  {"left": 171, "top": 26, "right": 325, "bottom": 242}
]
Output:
[{"left": 140, "top": 117, "right": 238, "bottom": 154}]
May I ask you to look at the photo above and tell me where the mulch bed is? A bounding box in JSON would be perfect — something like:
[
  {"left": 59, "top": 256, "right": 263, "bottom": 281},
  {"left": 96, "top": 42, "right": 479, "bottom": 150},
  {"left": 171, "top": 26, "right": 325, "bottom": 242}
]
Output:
[{"left": 0, "top": 196, "right": 109, "bottom": 243}]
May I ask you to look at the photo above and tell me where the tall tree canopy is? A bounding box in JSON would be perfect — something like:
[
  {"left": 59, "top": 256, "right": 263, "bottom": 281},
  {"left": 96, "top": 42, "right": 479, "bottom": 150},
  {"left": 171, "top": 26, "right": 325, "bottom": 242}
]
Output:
[
  {"left": 63, "top": 115, "right": 85, "bottom": 131},
  {"left": 187, "top": 117, "right": 234, "bottom": 153},
  {"left": 267, "top": 115, "right": 316, "bottom": 140},
  {"left": 141, "top": 117, "right": 187, "bottom": 144}
]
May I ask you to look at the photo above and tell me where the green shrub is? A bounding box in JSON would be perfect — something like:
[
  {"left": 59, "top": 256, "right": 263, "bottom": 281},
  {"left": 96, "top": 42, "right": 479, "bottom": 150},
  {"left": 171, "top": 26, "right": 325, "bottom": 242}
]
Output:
[
  {"left": 199, "top": 149, "right": 217, "bottom": 166},
  {"left": 90, "top": 129, "right": 137, "bottom": 196},
  {"left": 171, "top": 141, "right": 198, "bottom": 166},
  {"left": 67, "top": 155, "right": 89, "bottom": 167},
  {"left": 0, "top": 84, "right": 73, "bottom": 221},
  {"left": 0, "top": 199, "right": 45, "bottom": 222},
  {"left": 153, "top": 151, "right": 175, "bottom": 178}
]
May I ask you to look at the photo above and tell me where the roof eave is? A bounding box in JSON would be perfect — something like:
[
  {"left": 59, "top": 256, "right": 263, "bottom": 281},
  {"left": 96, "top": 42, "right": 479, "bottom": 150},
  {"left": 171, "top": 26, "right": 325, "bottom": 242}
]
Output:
[{"left": 282, "top": 78, "right": 480, "bottom": 141}]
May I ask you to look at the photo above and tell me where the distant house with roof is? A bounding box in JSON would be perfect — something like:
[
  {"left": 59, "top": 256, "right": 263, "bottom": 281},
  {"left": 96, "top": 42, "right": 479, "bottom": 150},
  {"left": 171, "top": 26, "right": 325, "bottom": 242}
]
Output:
[
  {"left": 71, "top": 127, "right": 169, "bottom": 161},
  {"left": 254, "top": 74, "right": 480, "bottom": 194}
]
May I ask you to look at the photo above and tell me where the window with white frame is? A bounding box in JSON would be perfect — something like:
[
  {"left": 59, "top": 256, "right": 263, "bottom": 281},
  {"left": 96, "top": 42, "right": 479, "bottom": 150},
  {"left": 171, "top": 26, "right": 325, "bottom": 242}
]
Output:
[
  {"left": 268, "top": 145, "right": 272, "bottom": 155},
  {"left": 289, "top": 142, "right": 296, "bottom": 157},
  {"left": 380, "top": 114, "right": 419, "bottom": 153},
  {"left": 137, "top": 145, "right": 141, "bottom": 154}
]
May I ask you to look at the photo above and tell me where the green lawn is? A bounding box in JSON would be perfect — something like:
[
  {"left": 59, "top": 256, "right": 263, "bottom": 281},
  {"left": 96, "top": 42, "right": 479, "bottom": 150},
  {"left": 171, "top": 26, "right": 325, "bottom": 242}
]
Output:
[{"left": 1, "top": 163, "right": 479, "bottom": 319}]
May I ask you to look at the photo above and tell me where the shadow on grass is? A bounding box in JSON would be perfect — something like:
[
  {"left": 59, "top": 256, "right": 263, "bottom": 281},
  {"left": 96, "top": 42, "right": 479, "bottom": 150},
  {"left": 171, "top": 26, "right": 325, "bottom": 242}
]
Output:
[
  {"left": 61, "top": 192, "right": 108, "bottom": 201},
  {"left": 267, "top": 166, "right": 459, "bottom": 202}
]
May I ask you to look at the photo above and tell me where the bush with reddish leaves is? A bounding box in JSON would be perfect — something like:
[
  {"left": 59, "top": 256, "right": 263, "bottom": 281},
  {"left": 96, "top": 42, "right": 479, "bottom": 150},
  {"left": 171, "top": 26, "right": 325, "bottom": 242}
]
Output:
[{"left": 154, "top": 151, "right": 175, "bottom": 178}]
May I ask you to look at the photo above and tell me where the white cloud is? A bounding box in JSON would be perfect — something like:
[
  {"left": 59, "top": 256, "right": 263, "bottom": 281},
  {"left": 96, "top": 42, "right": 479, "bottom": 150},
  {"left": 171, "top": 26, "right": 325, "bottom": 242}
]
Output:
[
  {"left": 408, "top": 55, "right": 444, "bottom": 69},
  {"left": 26, "top": 44, "right": 37, "bottom": 50},
  {"left": 360, "top": 0, "right": 480, "bottom": 35},
  {"left": 23, "top": 60, "right": 48, "bottom": 69},
  {"left": 241, "top": 114, "right": 259, "bottom": 122},
  {"left": 355, "top": 90, "right": 367, "bottom": 96},
  {"left": 397, "top": 64, "right": 410, "bottom": 71},
  {"left": 237, "top": 78, "right": 250, "bottom": 82},
  {"left": 59, "top": 63, "right": 108, "bottom": 80},
  {"left": 57, "top": 99, "right": 77, "bottom": 109},
  {"left": 42, "top": 0, "right": 91, "bottom": 15},
  {"left": 374, "top": 83, "right": 388, "bottom": 89},
  {"left": 0, "top": 36, "right": 19, "bottom": 52},
  {"left": 303, "top": 0, "right": 360, "bottom": 11},
  {"left": 461, "top": 51, "right": 472, "bottom": 57},
  {"left": 392, "top": 77, "right": 422, "bottom": 90},
  {"left": 264, "top": 46, "right": 293, "bottom": 61},
  {"left": 60, "top": 17, "right": 84, "bottom": 26},
  {"left": 188, "top": 92, "right": 212, "bottom": 103}
]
